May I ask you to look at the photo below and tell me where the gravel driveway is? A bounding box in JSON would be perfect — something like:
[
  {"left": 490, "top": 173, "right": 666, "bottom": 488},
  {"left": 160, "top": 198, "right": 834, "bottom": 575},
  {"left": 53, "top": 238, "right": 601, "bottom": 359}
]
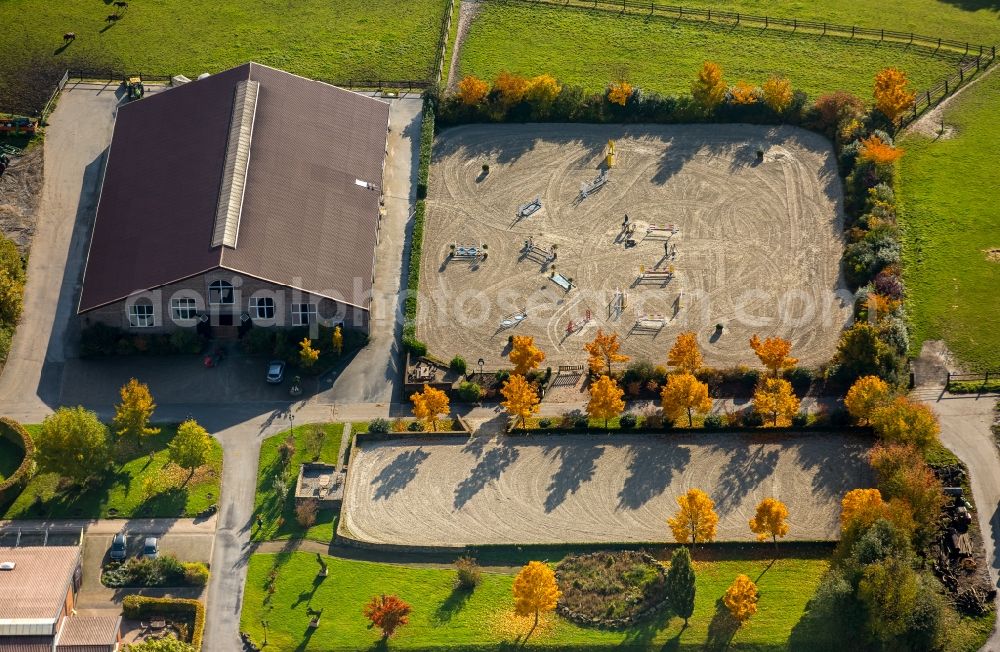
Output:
[{"left": 342, "top": 432, "right": 873, "bottom": 546}]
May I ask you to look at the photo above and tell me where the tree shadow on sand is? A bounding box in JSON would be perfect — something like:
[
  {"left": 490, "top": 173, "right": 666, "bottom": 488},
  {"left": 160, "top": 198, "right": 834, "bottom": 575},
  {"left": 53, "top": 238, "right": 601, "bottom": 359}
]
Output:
[
  {"left": 370, "top": 448, "right": 430, "bottom": 500},
  {"left": 617, "top": 441, "right": 690, "bottom": 510},
  {"left": 544, "top": 443, "right": 605, "bottom": 513},
  {"left": 454, "top": 444, "right": 519, "bottom": 509},
  {"left": 710, "top": 442, "right": 779, "bottom": 513}
]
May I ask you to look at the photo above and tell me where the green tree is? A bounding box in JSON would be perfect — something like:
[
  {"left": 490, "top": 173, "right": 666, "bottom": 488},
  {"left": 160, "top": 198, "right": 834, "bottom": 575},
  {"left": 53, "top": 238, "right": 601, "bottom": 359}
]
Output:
[
  {"left": 113, "top": 378, "right": 160, "bottom": 444},
  {"left": 35, "top": 406, "right": 111, "bottom": 484},
  {"left": 168, "top": 419, "right": 213, "bottom": 481},
  {"left": 665, "top": 546, "right": 696, "bottom": 626},
  {"left": 836, "top": 323, "right": 898, "bottom": 382},
  {"left": 858, "top": 557, "right": 919, "bottom": 643}
]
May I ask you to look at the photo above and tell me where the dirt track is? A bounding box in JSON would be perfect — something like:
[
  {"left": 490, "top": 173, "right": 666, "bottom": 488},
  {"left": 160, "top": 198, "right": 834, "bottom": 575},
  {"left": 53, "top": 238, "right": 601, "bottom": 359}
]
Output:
[
  {"left": 418, "top": 123, "right": 851, "bottom": 369},
  {"left": 342, "top": 433, "right": 873, "bottom": 546}
]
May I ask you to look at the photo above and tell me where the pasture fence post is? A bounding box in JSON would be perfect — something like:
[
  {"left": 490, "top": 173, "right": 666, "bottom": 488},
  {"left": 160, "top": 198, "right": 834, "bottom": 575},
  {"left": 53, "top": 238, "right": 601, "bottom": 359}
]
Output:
[{"left": 851, "top": 25, "right": 855, "bottom": 38}]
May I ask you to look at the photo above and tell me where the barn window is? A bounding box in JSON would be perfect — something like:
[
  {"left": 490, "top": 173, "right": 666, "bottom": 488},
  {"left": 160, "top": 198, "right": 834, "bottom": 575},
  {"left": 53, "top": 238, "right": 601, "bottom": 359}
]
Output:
[
  {"left": 208, "top": 280, "right": 234, "bottom": 305},
  {"left": 128, "top": 301, "right": 155, "bottom": 328},
  {"left": 249, "top": 296, "right": 275, "bottom": 320}
]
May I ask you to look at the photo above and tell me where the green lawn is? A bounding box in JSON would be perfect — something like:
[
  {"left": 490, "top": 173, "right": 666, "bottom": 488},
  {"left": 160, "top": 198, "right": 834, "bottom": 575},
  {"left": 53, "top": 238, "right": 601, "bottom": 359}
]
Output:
[
  {"left": 251, "top": 423, "right": 343, "bottom": 543},
  {"left": 241, "top": 551, "right": 829, "bottom": 650},
  {"left": 0, "top": 0, "right": 450, "bottom": 113},
  {"left": 0, "top": 436, "right": 24, "bottom": 482},
  {"left": 457, "top": 2, "right": 964, "bottom": 100},
  {"left": 898, "top": 71, "right": 1000, "bottom": 371},
  {"left": 3, "top": 424, "right": 222, "bottom": 519}
]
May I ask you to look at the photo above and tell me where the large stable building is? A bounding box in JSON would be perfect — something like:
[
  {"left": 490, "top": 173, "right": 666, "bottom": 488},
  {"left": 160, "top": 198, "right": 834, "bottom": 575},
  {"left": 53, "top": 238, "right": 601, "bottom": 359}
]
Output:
[{"left": 78, "top": 63, "right": 391, "bottom": 336}]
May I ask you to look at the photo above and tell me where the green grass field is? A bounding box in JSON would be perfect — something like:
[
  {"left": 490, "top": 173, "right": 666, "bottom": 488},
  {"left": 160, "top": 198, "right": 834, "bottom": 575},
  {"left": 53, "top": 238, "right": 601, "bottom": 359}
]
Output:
[
  {"left": 898, "top": 72, "right": 1000, "bottom": 371},
  {"left": 2, "top": 424, "right": 222, "bottom": 519},
  {"left": 0, "top": 0, "right": 449, "bottom": 113},
  {"left": 251, "top": 423, "right": 343, "bottom": 543},
  {"left": 457, "top": 2, "right": 964, "bottom": 100},
  {"left": 241, "top": 551, "right": 829, "bottom": 650}
]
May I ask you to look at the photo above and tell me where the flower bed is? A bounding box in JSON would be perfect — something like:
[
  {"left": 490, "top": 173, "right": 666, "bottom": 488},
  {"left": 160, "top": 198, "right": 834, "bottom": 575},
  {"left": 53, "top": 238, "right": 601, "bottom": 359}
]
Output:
[
  {"left": 102, "top": 556, "right": 209, "bottom": 588},
  {"left": 555, "top": 550, "right": 669, "bottom": 629}
]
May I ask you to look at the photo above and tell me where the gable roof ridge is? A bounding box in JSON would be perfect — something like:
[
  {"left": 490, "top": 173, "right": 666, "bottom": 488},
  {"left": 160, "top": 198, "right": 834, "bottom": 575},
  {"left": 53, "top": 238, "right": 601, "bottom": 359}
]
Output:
[{"left": 211, "top": 77, "right": 259, "bottom": 248}]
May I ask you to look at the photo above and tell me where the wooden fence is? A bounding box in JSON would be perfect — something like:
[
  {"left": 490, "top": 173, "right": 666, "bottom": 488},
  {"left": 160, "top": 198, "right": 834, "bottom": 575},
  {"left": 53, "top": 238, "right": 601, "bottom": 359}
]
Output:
[
  {"left": 947, "top": 371, "right": 1000, "bottom": 385},
  {"left": 899, "top": 50, "right": 997, "bottom": 126}
]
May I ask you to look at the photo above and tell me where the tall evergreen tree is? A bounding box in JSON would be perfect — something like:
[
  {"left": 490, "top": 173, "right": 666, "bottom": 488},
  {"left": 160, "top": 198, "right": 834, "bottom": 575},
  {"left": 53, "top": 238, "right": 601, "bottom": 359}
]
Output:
[{"left": 665, "top": 546, "right": 696, "bottom": 627}]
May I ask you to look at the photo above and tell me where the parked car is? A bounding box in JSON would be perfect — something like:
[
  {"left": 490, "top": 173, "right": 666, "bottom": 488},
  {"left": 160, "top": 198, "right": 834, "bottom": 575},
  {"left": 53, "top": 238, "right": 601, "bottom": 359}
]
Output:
[
  {"left": 109, "top": 533, "right": 128, "bottom": 561},
  {"left": 266, "top": 360, "right": 285, "bottom": 384},
  {"left": 142, "top": 537, "right": 158, "bottom": 559}
]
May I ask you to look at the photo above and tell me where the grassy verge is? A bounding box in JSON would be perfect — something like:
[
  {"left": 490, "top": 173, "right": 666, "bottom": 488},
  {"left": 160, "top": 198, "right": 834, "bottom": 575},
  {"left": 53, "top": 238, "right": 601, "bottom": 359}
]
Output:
[
  {"left": 3, "top": 424, "right": 222, "bottom": 519},
  {"left": 251, "top": 423, "right": 343, "bottom": 543},
  {"left": 439, "top": 0, "right": 461, "bottom": 88},
  {"left": 458, "top": 1, "right": 962, "bottom": 100},
  {"left": 949, "top": 380, "right": 1000, "bottom": 394},
  {"left": 898, "top": 70, "right": 1000, "bottom": 371},
  {"left": 241, "top": 551, "right": 828, "bottom": 650}
]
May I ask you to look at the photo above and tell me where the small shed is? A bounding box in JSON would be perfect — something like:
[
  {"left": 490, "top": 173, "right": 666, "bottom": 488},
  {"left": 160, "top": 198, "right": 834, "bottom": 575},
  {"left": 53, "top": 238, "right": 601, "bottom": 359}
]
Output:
[{"left": 295, "top": 462, "right": 344, "bottom": 507}]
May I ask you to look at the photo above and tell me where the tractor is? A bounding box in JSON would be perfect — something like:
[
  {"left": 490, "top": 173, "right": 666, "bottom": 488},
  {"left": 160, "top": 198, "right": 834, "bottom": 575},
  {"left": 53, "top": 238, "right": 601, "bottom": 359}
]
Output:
[{"left": 125, "top": 76, "right": 144, "bottom": 101}]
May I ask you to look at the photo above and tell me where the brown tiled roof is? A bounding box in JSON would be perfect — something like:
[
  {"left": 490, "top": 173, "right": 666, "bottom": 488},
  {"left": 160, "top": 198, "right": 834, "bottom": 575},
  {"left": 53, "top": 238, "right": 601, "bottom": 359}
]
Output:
[
  {"left": 78, "top": 62, "right": 390, "bottom": 313},
  {"left": 55, "top": 615, "right": 120, "bottom": 650},
  {"left": 0, "top": 546, "right": 80, "bottom": 622},
  {"left": 0, "top": 636, "right": 54, "bottom": 652}
]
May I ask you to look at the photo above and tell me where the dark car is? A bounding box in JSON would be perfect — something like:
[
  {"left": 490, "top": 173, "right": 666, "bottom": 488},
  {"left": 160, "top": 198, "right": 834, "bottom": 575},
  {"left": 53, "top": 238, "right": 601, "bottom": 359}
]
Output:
[
  {"left": 142, "top": 537, "right": 158, "bottom": 559},
  {"left": 266, "top": 360, "right": 285, "bottom": 384},
  {"left": 109, "top": 533, "right": 127, "bottom": 561}
]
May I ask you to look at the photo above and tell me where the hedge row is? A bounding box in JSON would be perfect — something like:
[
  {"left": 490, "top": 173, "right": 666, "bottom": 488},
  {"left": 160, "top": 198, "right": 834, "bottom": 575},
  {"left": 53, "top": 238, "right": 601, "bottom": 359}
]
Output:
[
  {"left": 122, "top": 595, "right": 205, "bottom": 650},
  {"left": 0, "top": 417, "right": 35, "bottom": 502},
  {"left": 948, "top": 379, "right": 1000, "bottom": 394},
  {"left": 403, "top": 96, "right": 436, "bottom": 356}
]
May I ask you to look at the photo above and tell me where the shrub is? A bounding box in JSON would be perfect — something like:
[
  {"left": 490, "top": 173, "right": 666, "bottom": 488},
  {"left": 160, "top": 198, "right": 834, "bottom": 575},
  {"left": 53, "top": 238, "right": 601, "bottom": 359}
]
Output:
[
  {"left": 455, "top": 555, "right": 482, "bottom": 590},
  {"left": 169, "top": 330, "right": 203, "bottom": 354},
  {"left": 407, "top": 421, "right": 426, "bottom": 432},
  {"left": 182, "top": 562, "right": 210, "bottom": 586},
  {"left": 295, "top": 499, "right": 318, "bottom": 528},
  {"left": 574, "top": 416, "right": 589, "bottom": 429},
  {"left": 791, "top": 412, "right": 810, "bottom": 428},
  {"left": 391, "top": 418, "right": 409, "bottom": 433},
  {"left": 404, "top": 337, "right": 427, "bottom": 357},
  {"left": 619, "top": 413, "right": 637, "bottom": 429},
  {"left": 450, "top": 355, "right": 467, "bottom": 375},
  {"left": 457, "top": 381, "right": 483, "bottom": 403},
  {"left": 538, "top": 418, "right": 552, "bottom": 428},
  {"left": 368, "top": 418, "right": 391, "bottom": 434},
  {"left": 786, "top": 367, "right": 814, "bottom": 395},
  {"left": 0, "top": 418, "right": 35, "bottom": 497},
  {"left": 742, "top": 411, "right": 765, "bottom": 428}
]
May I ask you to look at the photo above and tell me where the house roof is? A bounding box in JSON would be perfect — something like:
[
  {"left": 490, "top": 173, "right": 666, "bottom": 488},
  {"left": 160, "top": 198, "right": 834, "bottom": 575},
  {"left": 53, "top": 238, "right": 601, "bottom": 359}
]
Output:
[
  {"left": 55, "top": 615, "right": 121, "bottom": 650},
  {"left": 0, "top": 636, "right": 54, "bottom": 652},
  {"left": 78, "top": 62, "right": 390, "bottom": 313},
  {"left": 0, "top": 547, "right": 80, "bottom": 623}
]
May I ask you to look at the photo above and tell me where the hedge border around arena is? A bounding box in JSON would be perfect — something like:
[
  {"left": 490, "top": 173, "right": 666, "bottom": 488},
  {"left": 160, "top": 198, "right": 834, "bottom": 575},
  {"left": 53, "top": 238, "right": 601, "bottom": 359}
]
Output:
[
  {"left": 122, "top": 595, "right": 205, "bottom": 650},
  {"left": 402, "top": 95, "right": 436, "bottom": 356},
  {"left": 0, "top": 417, "right": 35, "bottom": 503}
]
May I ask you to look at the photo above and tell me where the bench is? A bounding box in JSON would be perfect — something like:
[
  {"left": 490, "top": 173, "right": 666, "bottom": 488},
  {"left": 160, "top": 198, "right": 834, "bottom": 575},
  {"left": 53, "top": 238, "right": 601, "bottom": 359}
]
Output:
[{"left": 634, "top": 314, "right": 667, "bottom": 333}]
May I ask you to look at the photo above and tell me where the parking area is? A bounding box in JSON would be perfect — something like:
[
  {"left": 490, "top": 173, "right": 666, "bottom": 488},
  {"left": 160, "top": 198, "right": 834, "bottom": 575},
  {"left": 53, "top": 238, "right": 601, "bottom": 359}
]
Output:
[{"left": 342, "top": 432, "right": 874, "bottom": 547}]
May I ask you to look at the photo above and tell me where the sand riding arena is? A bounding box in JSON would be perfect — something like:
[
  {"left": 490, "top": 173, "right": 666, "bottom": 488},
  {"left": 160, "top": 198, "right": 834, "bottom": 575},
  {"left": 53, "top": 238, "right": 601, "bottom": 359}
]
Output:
[{"left": 418, "top": 123, "right": 852, "bottom": 368}]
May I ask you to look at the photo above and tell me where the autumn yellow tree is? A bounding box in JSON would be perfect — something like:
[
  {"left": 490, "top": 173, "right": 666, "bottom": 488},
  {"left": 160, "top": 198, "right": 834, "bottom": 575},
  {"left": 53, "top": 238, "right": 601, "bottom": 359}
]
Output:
[
  {"left": 873, "top": 67, "right": 916, "bottom": 121},
  {"left": 858, "top": 134, "right": 904, "bottom": 165},
  {"left": 762, "top": 75, "right": 793, "bottom": 113},
  {"left": 844, "top": 375, "right": 892, "bottom": 425},
  {"left": 331, "top": 325, "right": 344, "bottom": 356},
  {"left": 587, "top": 375, "right": 625, "bottom": 428},
  {"left": 493, "top": 70, "right": 529, "bottom": 107},
  {"left": 692, "top": 61, "right": 726, "bottom": 111},
  {"left": 298, "top": 337, "right": 319, "bottom": 368},
  {"left": 870, "top": 397, "right": 939, "bottom": 450},
  {"left": 723, "top": 575, "right": 759, "bottom": 624},
  {"left": 749, "top": 334, "right": 797, "bottom": 376},
  {"left": 660, "top": 373, "right": 712, "bottom": 427},
  {"left": 730, "top": 80, "right": 758, "bottom": 104},
  {"left": 513, "top": 561, "right": 561, "bottom": 641},
  {"left": 113, "top": 378, "right": 160, "bottom": 444},
  {"left": 410, "top": 384, "right": 450, "bottom": 431},
  {"left": 608, "top": 81, "right": 633, "bottom": 106},
  {"left": 752, "top": 377, "right": 800, "bottom": 426},
  {"left": 840, "top": 487, "right": 885, "bottom": 531},
  {"left": 526, "top": 74, "right": 562, "bottom": 113},
  {"left": 667, "top": 331, "right": 703, "bottom": 373},
  {"left": 501, "top": 374, "right": 540, "bottom": 428},
  {"left": 584, "top": 328, "right": 630, "bottom": 375},
  {"left": 667, "top": 488, "right": 719, "bottom": 550},
  {"left": 509, "top": 335, "right": 545, "bottom": 375},
  {"left": 457, "top": 75, "right": 489, "bottom": 106},
  {"left": 749, "top": 498, "right": 789, "bottom": 554}
]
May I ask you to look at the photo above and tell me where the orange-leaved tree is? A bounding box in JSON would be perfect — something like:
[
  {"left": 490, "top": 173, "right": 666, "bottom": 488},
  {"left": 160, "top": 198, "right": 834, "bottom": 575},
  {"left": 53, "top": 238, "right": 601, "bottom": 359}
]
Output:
[
  {"left": 113, "top": 378, "right": 160, "bottom": 444},
  {"left": 660, "top": 373, "right": 712, "bottom": 427},
  {"left": 869, "top": 443, "right": 947, "bottom": 549},
  {"left": 608, "top": 81, "right": 633, "bottom": 106},
  {"left": 363, "top": 594, "right": 411, "bottom": 639},
  {"left": 749, "top": 497, "right": 789, "bottom": 554},
  {"left": 840, "top": 488, "right": 886, "bottom": 532},
  {"left": 493, "top": 70, "right": 529, "bottom": 107},
  {"left": 858, "top": 134, "right": 904, "bottom": 165},
  {"left": 667, "top": 488, "right": 719, "bottom": 550},
  {"left": 692, "top": 61, "right": 726, "bottom": 111},
  {"left": 298, "top": 337, "right": 319, "bottom": 368},
  {"left": 457, "top": 75, "right": 489, "bottom": 106},
  {"left": 730, "top": 80, "right": 758, "bottom": 105},
  {"left": 844, "top": 375, "right": 892, "bottom": 425},
  {"left": 584, "top": 328, "right": 630, "bottom": 375},
  {"left": 873, "top": 67, "right": 915, "bottom": 122},
  {"left": 752, "top": 377, "right": 800, "bottom": 426},
  {"left": 723, "top": 574, "right": 759, "bottom": 624},
  {"left": 762, "top": 75, "right": 793, "bottom": 113},
  {"left": 509, "top": 335, "right": 545, "bottom": 375},
  {"left": 870, "top": 397, "right": 939, "bottom": 451},
  {"left": 587, "top": 375, "right": 625, "bottom": 428},
  {"left": 501, "top": 374, "right": 540, "bottom": 429},
  {"left": 410, "top": 383, "right": 450, "bottom": 431},
  {"left": 667, "top": 331, "right": 703, "bottom": 374},
  {"left": 749, "top": 334, "right": 797, "bottom": 376},
  {"left": 513, "top": 561, "right": 561, "bottom": 641}
]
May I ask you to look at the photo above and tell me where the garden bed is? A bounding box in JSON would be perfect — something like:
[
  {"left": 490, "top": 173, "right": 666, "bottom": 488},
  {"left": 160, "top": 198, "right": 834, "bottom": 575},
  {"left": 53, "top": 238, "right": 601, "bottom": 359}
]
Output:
[
  {"left": 102, "top": 556, "right": 209, "bottom": 588},
  {"left": 555, "top": 551, "right": 668, "bottom": 629}
]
